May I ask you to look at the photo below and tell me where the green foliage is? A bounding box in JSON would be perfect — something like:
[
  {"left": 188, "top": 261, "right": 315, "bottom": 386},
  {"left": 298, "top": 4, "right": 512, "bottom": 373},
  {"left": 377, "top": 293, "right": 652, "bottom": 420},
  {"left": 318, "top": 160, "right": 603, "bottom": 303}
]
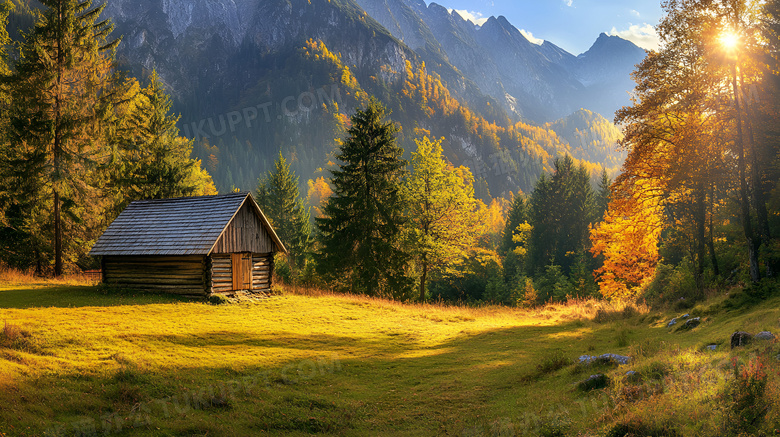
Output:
[
  {"left": 428, "top": 249, "right": 503, "bottom": 303},
  {"left": 113, "top": 71, "right": 215, "bottom": 207},
  {"left": 316, "top": 99, "right": 412, "bottom": 298},
  {"left": 534, "top": 264, "right": 574, "bottom": 303},
  {"left": 402, "top": 136, "right": 481, "bottom": 301},
  {"left": 256, "top": 152, "right": 312, "bottom": 271},
  {"left": 528, "top": 155, "right": 597, "bottom": 278}
]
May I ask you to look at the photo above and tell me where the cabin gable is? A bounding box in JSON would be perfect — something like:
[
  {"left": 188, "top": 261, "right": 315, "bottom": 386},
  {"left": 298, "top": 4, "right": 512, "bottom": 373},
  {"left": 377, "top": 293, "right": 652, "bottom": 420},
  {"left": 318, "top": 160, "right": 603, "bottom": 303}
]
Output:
[{"left": 211, "top": 201, "right": 275, "bottom": 254}]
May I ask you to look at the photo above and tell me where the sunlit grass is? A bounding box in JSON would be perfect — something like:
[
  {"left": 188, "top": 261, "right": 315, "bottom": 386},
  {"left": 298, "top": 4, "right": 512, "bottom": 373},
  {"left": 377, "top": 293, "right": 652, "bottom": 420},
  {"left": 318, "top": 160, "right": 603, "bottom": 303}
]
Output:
[{"left": 0, "top": 281, "right": 778, "bottom": 435}]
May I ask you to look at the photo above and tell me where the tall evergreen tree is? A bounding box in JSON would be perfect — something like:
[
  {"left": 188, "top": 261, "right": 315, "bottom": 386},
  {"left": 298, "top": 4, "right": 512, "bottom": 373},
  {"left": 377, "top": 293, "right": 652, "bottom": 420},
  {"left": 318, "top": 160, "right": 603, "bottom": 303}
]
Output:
[
  {"left": 3, "top": 0, "right": 120, "bottom": 275},
  {"left": 500, "top": 192, "right": 528, "bottom": 256},
  {"left": 595, "top": 168, "right": 611, "bottom": 222},
  {"left": 316, "top": 99, "right": 411, "bottom": 297},
  {"left": 528, "top": 155, "right": 595, "bottom": 276},
  {"left": 256, "top": 151, "right": 312, "bottom": 270},
  {"left": 113, "top": 71, "right": 215, "bottom": 208}
]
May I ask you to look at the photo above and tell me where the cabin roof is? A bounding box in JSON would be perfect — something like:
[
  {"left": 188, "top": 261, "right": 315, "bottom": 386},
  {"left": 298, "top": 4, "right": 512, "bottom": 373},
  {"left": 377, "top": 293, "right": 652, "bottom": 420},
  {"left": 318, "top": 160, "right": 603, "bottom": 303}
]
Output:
[{"left": 89, "top": 193, "right": 286, "bottom": 256}]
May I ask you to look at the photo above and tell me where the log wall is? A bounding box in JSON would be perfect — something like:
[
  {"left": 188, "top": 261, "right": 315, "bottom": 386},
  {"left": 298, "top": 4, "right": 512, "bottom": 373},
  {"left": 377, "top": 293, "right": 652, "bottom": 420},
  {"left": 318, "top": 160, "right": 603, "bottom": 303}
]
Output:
[
  {"left": 252, "top": 253, "right": 273, "bottom": 291},
  {"left": 102, "top": 255, "right": 207, "bottom": 297},
  {"left": 209, "top": 254, "right": 233, "bottom": 294},
  {"left": 208, "top": 253, "right": 274, "bottom": 294}
]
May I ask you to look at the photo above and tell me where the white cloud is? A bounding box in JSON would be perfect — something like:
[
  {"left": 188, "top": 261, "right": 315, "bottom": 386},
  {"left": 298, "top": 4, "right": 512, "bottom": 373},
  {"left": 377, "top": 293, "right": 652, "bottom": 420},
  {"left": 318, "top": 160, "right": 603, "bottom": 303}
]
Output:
[
  {"left": 630, "top": 9, "right": 641, "bottom": 17},
  {"left": 608, "top": 23, "right": 659, "bottom": 51},
  {"left": 448, "top": 8, "right": 489, "bottom": 26},
  {"left": 520, "top": 29, "right": 544, "bottom": 45},
  {"left": 563, "top": 0, "right": 573, "bottom": 6}
]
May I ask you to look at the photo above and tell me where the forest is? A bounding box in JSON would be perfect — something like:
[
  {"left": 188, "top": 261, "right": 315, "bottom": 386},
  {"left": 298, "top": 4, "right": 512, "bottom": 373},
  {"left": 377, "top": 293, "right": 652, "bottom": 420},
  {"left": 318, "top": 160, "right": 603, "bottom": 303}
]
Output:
[{"left": 0, "top": 0, "right": 779, "bottom": 310}]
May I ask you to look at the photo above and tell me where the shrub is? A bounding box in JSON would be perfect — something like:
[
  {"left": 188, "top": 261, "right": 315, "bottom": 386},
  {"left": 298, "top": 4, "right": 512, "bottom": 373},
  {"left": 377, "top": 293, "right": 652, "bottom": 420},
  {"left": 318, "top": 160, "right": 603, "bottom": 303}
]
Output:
[
  {"left": 721, "top": 356, "right": 769, "bottom": 435},
  {"left": 208, "top": 294, "right": 230, "bottom": 305},
  {"left": 536, "top": 351, "right": 573, "bottom": 375},
  {"left": 0, "top": 321, "right": 38, "bottom": 352}
]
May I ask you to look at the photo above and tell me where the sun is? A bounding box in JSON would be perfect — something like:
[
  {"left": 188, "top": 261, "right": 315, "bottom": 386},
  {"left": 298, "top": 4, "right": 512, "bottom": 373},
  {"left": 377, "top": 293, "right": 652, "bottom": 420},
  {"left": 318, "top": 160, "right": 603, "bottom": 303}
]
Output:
[{"left": 720, "top": 30, "right": 740, "bottom": 50}]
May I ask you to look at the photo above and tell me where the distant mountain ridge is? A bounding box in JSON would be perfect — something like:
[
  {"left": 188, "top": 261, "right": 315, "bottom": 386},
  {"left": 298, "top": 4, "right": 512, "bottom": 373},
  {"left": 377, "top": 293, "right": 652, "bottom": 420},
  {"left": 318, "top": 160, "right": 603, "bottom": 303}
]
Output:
[
  {"left": 356, "top": 0, "right": 647, "bottom": 122},
  {"left": 7, "top": 0, "right": 632, "bottom": 197}
]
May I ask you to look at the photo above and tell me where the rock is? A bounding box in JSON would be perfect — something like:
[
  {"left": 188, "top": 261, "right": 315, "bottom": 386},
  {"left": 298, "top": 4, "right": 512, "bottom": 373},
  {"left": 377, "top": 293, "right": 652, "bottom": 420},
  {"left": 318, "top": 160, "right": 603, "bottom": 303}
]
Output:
[
  {"left": 578, "top": 374, "right": 610, "bottom": 391},
  {"left": 682, "top": 314, "right": 690, "bottom": 319},
  {"left": 683, "top": 317, "right": 701, "bottom": 329},
  {"left": 579, "top": 353, "right": 631, "bottom": 365},
  {"left": 626, "top": 370, "right": 636, "bottom": 376},
  {"left": 667, "top": 318, "right": 678, "bottom": 327},
  {"left": 755, "top": 331, "right": 775, "bottom": 341},
  {"left": 730, "top": 331, "right": 753, "bottom": 349},
  {"left": 706, "top": 344, "right": 717, "bottom": 351}
]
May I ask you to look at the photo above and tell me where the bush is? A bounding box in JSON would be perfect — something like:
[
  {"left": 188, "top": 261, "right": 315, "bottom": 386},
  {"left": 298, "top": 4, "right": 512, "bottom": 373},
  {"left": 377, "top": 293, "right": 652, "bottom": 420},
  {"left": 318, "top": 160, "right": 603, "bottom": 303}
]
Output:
[
  {"left": 208, "top": 294, "right": 229, "bottom": 305},
  {"left": 577, "top": 373, "right": 610, "bottom": 391},
  {"left": 536, "top": 351, "right": 573, "bottom": 375},
  {"left": 721, "top": 357, "right": 769, "bottom": 435}
]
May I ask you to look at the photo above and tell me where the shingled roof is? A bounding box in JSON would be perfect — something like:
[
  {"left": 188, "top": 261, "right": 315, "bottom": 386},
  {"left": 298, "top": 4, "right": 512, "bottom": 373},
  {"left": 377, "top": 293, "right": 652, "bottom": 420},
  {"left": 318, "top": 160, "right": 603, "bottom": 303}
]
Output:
[{"left": 89, "top": 192, "right": 286, "bottom": 256}]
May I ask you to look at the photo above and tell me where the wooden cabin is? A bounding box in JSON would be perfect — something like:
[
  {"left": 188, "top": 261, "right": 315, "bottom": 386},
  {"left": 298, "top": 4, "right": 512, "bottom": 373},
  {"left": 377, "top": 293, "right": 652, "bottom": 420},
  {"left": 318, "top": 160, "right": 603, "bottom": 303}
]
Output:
[{"left": 89, "top": 192, "right": 287, "bottom": 298}]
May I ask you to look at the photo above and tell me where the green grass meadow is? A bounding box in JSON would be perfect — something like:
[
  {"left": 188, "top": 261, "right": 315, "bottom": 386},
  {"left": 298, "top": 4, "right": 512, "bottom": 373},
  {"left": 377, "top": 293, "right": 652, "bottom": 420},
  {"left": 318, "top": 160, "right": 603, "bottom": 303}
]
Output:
[{"left": 1, "top": 280, "right": 779, "bottom": 436}]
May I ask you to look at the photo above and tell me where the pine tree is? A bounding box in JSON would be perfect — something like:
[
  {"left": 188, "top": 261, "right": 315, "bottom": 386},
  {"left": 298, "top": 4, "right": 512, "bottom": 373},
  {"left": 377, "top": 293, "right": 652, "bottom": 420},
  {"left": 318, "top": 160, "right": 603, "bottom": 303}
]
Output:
[
  {"left": 595, "top": 168, "right": 611, "bottom": 222},
  {"left": 113, "top": 71, "right": 215, "bottom": 208},
  {"left": 256, "top": 152, "right": 312, "bottom": 270},
  {"left": 402, "top": 136, "right": 481, "bottom": 302},
  {"left": 500, "top": 192, "right": 527, "bottom": 256},
  {"left": 316, "top": 99, "right": 412, "bottom": 298},
  {"left": 3, "top": 0, "right": 120, "bottom": 275}
]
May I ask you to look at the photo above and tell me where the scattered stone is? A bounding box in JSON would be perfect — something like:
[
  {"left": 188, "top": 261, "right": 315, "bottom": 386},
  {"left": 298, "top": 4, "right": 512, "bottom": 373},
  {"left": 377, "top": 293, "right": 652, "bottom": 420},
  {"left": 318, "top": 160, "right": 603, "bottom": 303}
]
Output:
[
  {"left": 579, "top": 353, "right": 631, "bottom": 365},
  {"left": 683, "top": 317, "right": 701, "bottom": 329},
  {"left": 706, "top": 344, "right": 717, "bottom": 351},
  {"left": 730, "top": 331, "right": 753, "bottom": 349},
  {"left": 667, "top": 318, "right": 678, "bottom": 327},
  {"left": 625, "top": 370, "right": 637, "bottom": 376},
  {"left": 776, "top": 354, "right": 780, "bottom": 362},
  {"left": 682, "top": 314, "right": 690, "bottom": 319},
  {"left": 755, "top": 331, "right": 776, "bottom": 341},
  {"left": 578, "top": 374, "right": 610, "bottom": 391}
]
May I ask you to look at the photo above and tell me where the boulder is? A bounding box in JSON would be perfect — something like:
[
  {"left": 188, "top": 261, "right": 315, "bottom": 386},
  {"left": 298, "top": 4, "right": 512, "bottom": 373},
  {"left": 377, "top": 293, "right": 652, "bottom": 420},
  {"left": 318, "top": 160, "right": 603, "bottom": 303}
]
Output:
[
  {"left": 667, "top": 318, "right": 678, "bottom": 327},
  {"left": 578, "top": 374, "right": 609, "bottom": 391},
  {"left": 683, "top": 317, "right": 701, "bottom": 329},
  {"left": 579, "top": 353, "right": 631, "bottom": 365},
  {"left": 682, "top": 314, "right": 690, "bottom": 319},
  {"left": 706, "top": 344, "right": 717, "bottom": 351},
  {"left": 730, "top": 331, "right": 753, "bottom": 349},
  {"left": 755, "top": 331, "right": 775, "bottom": 341}
]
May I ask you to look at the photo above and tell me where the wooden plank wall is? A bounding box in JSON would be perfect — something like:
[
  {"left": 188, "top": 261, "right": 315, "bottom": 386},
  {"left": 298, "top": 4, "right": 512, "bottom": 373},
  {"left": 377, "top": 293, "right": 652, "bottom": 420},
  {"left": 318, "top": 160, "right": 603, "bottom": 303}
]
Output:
[
  {"left": 210, "top": 254, "right": 232, "bottom": 294},
  {"left": 212, "top": 203, "right": 275, "bottom": 254},
  {"left": 209, "top": 253, "right": 273, "bottom": 293},
  {"left": 252, "top": 253, "right": 273, "bottom": 291},
  {"left": 103, "top": 255, "right": 207, "bottom": 297}
]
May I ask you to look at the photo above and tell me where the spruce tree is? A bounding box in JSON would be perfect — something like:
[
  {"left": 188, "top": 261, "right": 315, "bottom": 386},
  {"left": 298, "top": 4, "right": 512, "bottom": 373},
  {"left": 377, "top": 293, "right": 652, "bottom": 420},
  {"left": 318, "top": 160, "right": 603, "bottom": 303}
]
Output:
[
  {"left": 316, "top": 99, "right": 411, "bottom": 297},
  {"left": 256, "top": 152, "right": 312, "bottom": 270},
  {"left": 113, "top": 71, "right": 215, "bottom": 207},
  {"left": 500, "top": 193, "right": 528, "bottom": 256},
  {"left": 4, "top": 0, "right": 120, "bottom": 275}
]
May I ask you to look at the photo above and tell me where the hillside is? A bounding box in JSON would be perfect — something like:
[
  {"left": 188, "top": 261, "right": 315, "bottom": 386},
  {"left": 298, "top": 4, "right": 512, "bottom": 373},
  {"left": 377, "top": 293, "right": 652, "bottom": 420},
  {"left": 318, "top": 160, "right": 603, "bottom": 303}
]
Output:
[{"left": 2, "top": 280, "right": 779, "bottom": 435}]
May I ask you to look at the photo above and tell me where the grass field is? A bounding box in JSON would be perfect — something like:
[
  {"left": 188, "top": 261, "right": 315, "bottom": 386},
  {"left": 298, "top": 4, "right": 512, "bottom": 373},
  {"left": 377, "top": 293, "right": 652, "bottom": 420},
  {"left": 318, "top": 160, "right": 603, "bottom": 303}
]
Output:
[{"left": 1, "top": 277, "right": 779, "bottom": 436}]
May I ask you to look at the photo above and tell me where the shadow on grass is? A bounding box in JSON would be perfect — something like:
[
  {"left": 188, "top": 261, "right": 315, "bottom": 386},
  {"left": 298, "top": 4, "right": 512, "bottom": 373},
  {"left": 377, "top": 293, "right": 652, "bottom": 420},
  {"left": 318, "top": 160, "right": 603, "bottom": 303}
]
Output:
[{"left": 0, "top": 285, "right": 188, "bottom": 309}]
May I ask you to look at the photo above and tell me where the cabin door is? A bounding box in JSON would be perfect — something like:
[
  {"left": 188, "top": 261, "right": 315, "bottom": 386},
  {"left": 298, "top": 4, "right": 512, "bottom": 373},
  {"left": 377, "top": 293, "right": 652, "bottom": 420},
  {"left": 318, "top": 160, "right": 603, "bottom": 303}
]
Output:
[{"left": 231, "top": 253, "right": 253, "bottom": 291}]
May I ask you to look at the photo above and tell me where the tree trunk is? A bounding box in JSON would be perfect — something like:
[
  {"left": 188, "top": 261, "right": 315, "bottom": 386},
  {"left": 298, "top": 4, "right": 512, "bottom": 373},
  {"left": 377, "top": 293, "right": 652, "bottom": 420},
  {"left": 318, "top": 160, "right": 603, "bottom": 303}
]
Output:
[
  {"left": 732, "top": 65, "right": 760, "bottom": 283},
  {"left": 419, "top": 258, "right": 428, "bottom": 302},
  {"left": 53, "top": 1, "right": 63, "bottom": 277},
  {"left": 708, "top": 190, "right": 720, "bottom": 277},
  {"left": 695, "top": 183, "right": 706, "bottom": 290},
  {"left": 740, "top": 79, "right": 772, "bottom": 277}
]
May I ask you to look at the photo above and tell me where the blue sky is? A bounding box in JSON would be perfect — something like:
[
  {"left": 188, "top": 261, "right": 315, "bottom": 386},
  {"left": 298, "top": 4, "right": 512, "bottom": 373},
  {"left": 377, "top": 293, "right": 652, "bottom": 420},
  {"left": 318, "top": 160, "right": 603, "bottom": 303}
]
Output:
[{"left": 435, "top": 0, "right": 663, "bottom": 55}]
